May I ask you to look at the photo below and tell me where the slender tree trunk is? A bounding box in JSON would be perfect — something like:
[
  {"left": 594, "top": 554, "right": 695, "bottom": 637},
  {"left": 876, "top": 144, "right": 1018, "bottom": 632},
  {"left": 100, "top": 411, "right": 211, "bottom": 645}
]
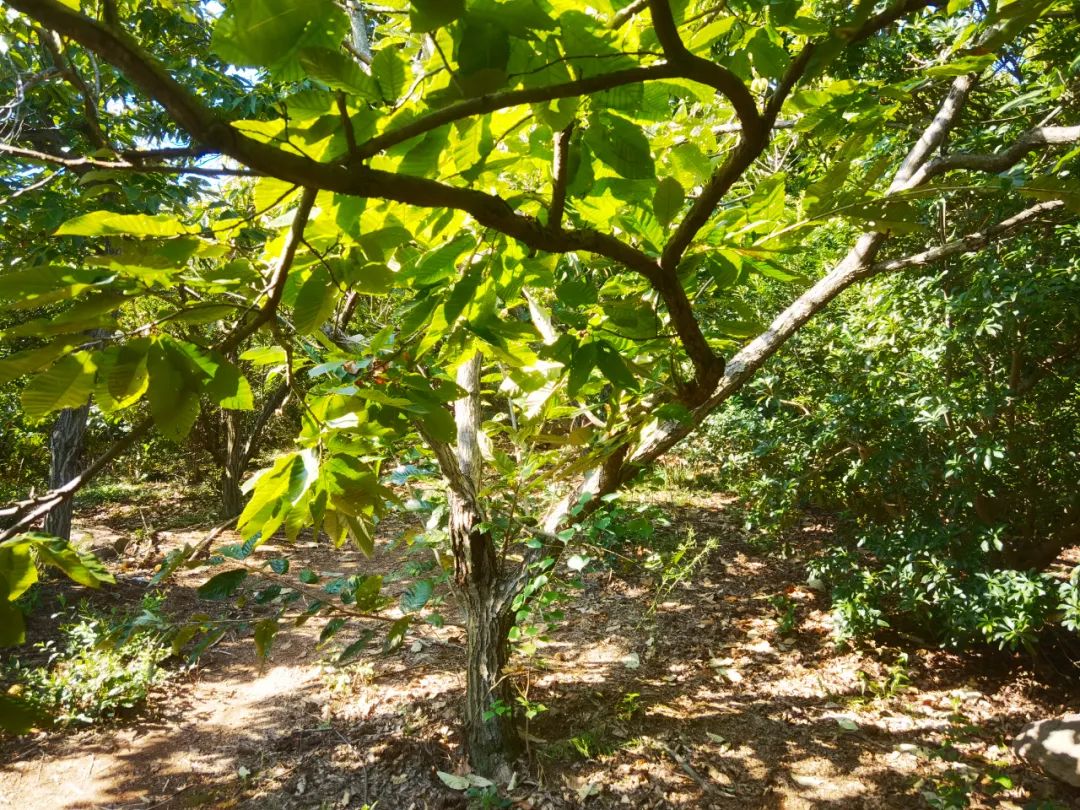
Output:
[
  {"left": 44, "top": 402, "right": 91, "bottom": 539},
  {"left": 220, "top": 408, "right": 245, "bottom": 516},
  {"left": 450, "top": 352, "right": 521, "bottom": 776}
]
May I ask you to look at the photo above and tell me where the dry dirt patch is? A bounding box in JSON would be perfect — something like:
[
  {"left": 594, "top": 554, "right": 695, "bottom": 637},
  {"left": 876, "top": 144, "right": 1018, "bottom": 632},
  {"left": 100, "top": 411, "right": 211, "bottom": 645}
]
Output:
[{"left": 1, "top": 492, "right": 1077, "bottom": 809}]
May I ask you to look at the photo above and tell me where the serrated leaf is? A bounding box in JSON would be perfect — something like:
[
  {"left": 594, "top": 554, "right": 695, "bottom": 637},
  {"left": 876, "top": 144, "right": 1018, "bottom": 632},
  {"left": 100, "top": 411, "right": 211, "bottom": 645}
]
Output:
[
  {"left": 254, "top": 618, "right": 279, "bottom": 661},
  {"left": 584, "top": 113, "right": 655, "bottom": 180},
  {"left": 653, "top": 177, "right": 685, "bottom": 227},
  {"left": 56, "top": 211, "right": 192, "bottom": 238},
  {"left": 401, "top": 579, "right": 434, "bottom": 611},
  {"left": 147, "top": 340, "right": 201, "bottom": 440},
  {"left": 20, "top": 352, "right": 96, "bottom": 418},
  {"left": 0, "top": 341, "right": 76, "bottom": 385},
  {"left": 32, "top": 535, "right": 115, "bottom": 588},
  {"left": 198, "top": 569, "right": 248, "bottom": 600},
  {"left": 293, "top": 266, "right": 337, "bottom": 334},
  {"left": 372, "top": 47, "right": 406, "bottom": 103}
]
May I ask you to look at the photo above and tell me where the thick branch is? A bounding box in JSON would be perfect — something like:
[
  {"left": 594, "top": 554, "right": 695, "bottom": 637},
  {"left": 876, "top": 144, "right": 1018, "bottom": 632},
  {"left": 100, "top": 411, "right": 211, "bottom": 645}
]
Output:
[
  {"left": 647, "top": 0, "right": 762, "bottom": 136},
  {"left": 864, "top": 200, "right": 1066, "bottom": 275},
  {"left": 0, "top": 143, "right": 259, "bottom": 177},
  {"left": 354, "top": 64, "right": 675, "bottom": 158},
  {"left": 908, "top": 124, "right": 1080, "bottom": 186},
  {"left": 7, "top": 0, "right": 660, "bottom": 277}
]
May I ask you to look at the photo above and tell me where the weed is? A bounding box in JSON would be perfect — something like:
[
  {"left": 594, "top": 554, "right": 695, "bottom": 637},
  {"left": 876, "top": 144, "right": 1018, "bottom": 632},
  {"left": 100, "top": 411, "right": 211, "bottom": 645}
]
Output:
[
  {"left": 856, "top": 652, "right": 911, "bottom": 701},
  {"left": 768, "top": 593, "right": 798, "bottom": 635},
  {"left": 1, "top": 594, "right": 173, "bottom": 726},
  {"left": 645, "top": 528, "right": 720, "bottom": 613}
]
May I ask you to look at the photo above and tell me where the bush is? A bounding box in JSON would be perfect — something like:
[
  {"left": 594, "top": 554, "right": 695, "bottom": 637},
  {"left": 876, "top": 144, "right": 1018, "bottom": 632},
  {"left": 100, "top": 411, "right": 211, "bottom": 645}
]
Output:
[
  {"left": 3, "top": 593, "right": 173, "bottom": 726},
  {"left": 685, "top": 225, "right": 1080, "bottom": 649}
]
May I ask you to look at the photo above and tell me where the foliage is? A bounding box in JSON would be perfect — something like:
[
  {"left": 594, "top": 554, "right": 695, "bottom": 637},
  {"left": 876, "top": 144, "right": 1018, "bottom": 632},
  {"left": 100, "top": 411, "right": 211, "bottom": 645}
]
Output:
[
  {"left": 1, "top": 593, "right": 172, "bottom": 727},
  {"left": 688, "top": 224, "right": 1080, "bottom": 648}
]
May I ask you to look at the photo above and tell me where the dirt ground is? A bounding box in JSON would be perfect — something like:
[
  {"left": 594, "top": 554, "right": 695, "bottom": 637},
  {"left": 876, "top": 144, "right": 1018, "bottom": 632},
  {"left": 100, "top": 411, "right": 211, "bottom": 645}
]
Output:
[{"left": 1, "top": 489, "right": 1078, "bottom": 809}]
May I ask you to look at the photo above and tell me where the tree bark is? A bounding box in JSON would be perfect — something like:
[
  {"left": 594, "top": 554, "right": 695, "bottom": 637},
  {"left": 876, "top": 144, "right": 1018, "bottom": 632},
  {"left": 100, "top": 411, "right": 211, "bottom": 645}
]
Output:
[
  {"left": 220, "top": 408, "right": 245, "bottom": 517},
  {"left": 449, "top": 352, "right": 521, "bottom": 777},
  {"left": 44, "top": 402, "right": 91, "bottom": 539}
]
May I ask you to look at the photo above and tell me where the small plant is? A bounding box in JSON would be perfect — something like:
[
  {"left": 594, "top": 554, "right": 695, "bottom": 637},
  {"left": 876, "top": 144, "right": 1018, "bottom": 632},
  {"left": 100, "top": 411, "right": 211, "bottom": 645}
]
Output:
[
  {"left": 856, "top": 652, "right": 911, "bottom": 701},
  {"left": 617, "top": 691, "right": 642, "bottom": 722},
  {"left": 645, "top": 528, "right": 720, "bottom": 613},
  {"left": 768, "top": 593, "right": 799, "bottom": 635},
  {"left": 2, "top": 595, "right": 173, "bottom": 726}
]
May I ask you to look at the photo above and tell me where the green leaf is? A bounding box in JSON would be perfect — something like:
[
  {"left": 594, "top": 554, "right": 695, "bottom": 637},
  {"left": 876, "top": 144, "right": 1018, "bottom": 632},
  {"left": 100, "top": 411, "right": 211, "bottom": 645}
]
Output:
[
  {"left": 147, "top": 340, "right": 201, "bottom": 440},
  {"left": 372, "top": 47, "right": 406, "bottom": 103},
  {"left": 299, "top": 47, "right": 380, "bottom": 99},
  {"left": 410, "top": 0, "right": 464, "bottom": 32},
  {"left": 337, "top": 629, "right": 375, "bottom": 663},
  {"left": 584, "top": 113, "right": 655, "bottom": 180},
  {"left": 0, "top": 541, "right": 37, "bottom": 602},
  {"left": 20, "top": 352, "right": 96, "bottom": 418},
  {"left": 56, "top": 211, "right": 192, "bottom": 238},
  {"left": 33, "top": 535, "right": 115, "bottom": 588},
  {"left": 212, "top": 0, "right": 336, "bottom": 70},
  {"left": 269, "top": 558, "right": 290, "bottom": 574},
  {"left": 747, "top": 28, "right": 791, "bottom": 79},
  {"left": 653, "top": 177, "right": 685, "bottom": 227},
  {"left": 0, "top": 266, "right": 114, "bottom": 312},
  {"left": 254, "top": 618, "right": 279, "bottom": 661},
  {"left": 320, "top": 616, "right": 347, "bottom": 643},
  {"left": 100, "top": 338, "right": 151, "bottom": 411},
  {"left": 0, "top": 341, "right": 76, "bottom": 385},
  {"left": 926, "top": 53, "right": 997, "bottom": 78},
  {"left": 178, "top": 343, "right": 255, "bottom": 410},
  {"left": 401, "top": 579, "right": 434, "bottom": 612},
  {"left": 595, "top": 342, "right": 638, "bottom": 391},
  {"left": 456, "top": 20, "right": 511, "bottom": 94},
  {"left": 384, "top": 615, "right": 411, "bottom": 651},
  {"left": 198, "top": 569, "right": 249, "bottom": 600},
  {"left": 567, "top": 342, "right": 598, "bottom": 396},
  {"left": 240, "top": 345, "right": 288, "bottom": 365},
  {"left": 299, "top": 568, "right": 320, "bottom": 584},
  {"left": 293, "top": 266, "right": 337, "bottom": 334}
]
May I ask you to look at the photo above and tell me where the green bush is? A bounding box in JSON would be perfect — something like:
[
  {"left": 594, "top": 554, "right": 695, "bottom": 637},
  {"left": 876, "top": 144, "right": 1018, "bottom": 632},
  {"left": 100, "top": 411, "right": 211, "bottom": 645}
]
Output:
[
  {"left": 686, "top": 225, "right": 1080, "bottom": 649},
  {"left": 3, "top": 594, "right": 173, "bottom": 726}
]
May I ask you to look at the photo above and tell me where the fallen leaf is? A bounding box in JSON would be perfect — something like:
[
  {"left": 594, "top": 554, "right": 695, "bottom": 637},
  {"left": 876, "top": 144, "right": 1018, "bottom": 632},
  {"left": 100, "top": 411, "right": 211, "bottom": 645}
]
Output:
[{"left": 437, "top": 771, "right": 471, "bottom": 790}]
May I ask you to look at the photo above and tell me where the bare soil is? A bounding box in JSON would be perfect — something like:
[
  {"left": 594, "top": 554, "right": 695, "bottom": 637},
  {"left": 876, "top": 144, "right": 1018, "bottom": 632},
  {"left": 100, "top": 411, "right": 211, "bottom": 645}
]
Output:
[{"left": 1, "top": 489, "right": 1078, "bottom": 809}]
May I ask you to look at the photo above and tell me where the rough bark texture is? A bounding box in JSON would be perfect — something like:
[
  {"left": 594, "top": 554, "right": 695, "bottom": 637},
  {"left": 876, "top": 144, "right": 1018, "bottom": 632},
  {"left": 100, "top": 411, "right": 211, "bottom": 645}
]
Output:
[
  {"left": 449, "top": 353, "right": 521, "bottom": 776},
  {"left": 44, "top": 403, "right": 91, "bottom": 540},
  {"left": 220, "top": 408, "right": 245, "bottom": 517}
]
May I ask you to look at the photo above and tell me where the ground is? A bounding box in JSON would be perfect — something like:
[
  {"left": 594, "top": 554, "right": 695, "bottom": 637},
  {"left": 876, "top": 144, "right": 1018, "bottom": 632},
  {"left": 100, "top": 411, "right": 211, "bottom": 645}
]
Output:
[{"left": 1, "top": 486, "right": 1078, "bottom": 809}]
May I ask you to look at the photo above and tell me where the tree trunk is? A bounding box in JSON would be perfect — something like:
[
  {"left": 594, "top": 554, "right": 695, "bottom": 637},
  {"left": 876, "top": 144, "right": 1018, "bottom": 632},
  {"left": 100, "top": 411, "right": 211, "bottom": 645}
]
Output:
[
  {"left": 220, "top": 408, "right": 245, "bottom": 516},
  {"left": 44, "top": 402, "right": 91, "bottom": 540},
  {"left": 453, "top": 501, "right": 520, "bottom": 777},
  {"left": 449, "top": 352, "right": 521, "bottom": 777}
]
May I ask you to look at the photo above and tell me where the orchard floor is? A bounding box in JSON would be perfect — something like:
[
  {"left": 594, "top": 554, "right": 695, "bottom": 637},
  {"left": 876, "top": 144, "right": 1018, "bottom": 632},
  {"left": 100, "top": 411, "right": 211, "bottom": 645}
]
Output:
[{"left": 1, "top": 487, "right": 1078, "bottom": 810}]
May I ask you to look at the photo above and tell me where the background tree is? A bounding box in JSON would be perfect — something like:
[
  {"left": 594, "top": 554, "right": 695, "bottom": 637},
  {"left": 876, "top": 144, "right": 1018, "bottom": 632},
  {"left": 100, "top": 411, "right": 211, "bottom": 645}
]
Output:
[{"left": 1, "top": 0, "right": 1078, "bottom": 775}]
